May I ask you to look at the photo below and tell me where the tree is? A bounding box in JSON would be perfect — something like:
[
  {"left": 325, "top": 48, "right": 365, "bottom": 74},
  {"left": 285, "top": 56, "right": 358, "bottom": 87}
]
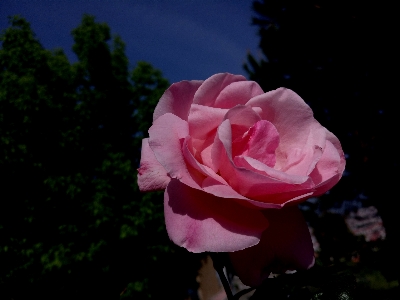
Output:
[
  {"left": 0, "top": 15, "right": 200, "bottom": 299},
  {"left": 245, "top": 0, "right": 398, "bottom": 297}
]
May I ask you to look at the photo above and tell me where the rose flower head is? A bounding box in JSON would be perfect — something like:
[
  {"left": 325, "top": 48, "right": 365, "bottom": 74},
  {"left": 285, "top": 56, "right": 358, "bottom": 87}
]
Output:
[{"left": 138, "top": 73, "right": 345, "bottom": 286}]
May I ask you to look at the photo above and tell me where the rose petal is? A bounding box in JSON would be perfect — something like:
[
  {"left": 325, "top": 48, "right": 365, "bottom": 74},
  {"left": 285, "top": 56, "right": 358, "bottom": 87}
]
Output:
[
  {"left": 201, "top": 177, "right": 282, "bottom": 209},
  {"left": 213, "top": 120, "right": 315, "bottom": 204},
  {"left": 183, "top": 136, "right": 229, "bottom": 186},
  {"left": 182, "top": 137, "right": 277, "bottom": 209},
  {"left": 224, "top": 105, "right": 262, "bottom": 141},
  {"left": 247, "top": 88, "right": 326, "bottom": 176},
  {"left": 190, "top": 135, "right": 218, "bottom": 172},
  {"left": 229, "top": 206, "right": 315, "bottom": 287},
  {"left": 193, "top": 73, "right": 246, "bottom": 107},
  {"left": 214, "top": 80, "right": 264, "bottom": 108},
  {"left": 310, "top": 129, "right": 346, "bottom": 195},
  {"left": 211, "top": 119, "right": 233, "bottom": 172},
  {"left": 326, "top": 129, "right": 346, "bottom": 175},
  {"left": 188, "top": 104, "right": 228, "bottom": 140},
  {"left": 137, "top": 138, "right": 171, "bottom": 192},
  {"left": 164, "top": 179, "right": 269, "bottom": 253},
  {"left": 183, "top": 137, "right": 280, "bottom": 209},
  {"left": 148, "top": 113, "right": 200, "bottom": 190},
  {"left": 201, "top": 177, "right": 254, "bottom": 201},
  {"left": 234, "top": 156, "right": 310, "bottom": 186},
  {"left": 200, "top": 141, "right": 215, "bottom": 171},
  {"left": 280, "top": 128, "right": 325, "bottom": 176},
  {"left": 153, "top": 80, "right": 203, "bottom": 122},
  {"left": 232, "top": 120, "right": 279, "bottom": 168}
]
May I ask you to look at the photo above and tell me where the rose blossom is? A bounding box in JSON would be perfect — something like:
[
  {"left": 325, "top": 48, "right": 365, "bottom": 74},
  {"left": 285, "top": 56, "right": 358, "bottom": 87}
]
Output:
[{"left": 138, "top": 73, "right": 345, "bottom": 286}]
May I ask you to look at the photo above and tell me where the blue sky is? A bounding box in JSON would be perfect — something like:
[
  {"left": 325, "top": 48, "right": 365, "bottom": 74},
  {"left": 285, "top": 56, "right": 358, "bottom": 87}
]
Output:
[{"left": 1, "top": 0, "right": 262, "bottom": 83}]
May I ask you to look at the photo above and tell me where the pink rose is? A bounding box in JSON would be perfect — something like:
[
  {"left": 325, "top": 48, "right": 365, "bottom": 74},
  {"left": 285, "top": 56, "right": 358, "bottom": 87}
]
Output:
[{"left": 138, "top": 73, "right": 345, "bottom": 286}]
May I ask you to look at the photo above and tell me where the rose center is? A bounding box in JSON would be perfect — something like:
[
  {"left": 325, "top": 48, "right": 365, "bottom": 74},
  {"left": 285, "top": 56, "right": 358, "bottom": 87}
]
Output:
[{"left": 232, "top": 120, "right": 280, "bottom": 168}]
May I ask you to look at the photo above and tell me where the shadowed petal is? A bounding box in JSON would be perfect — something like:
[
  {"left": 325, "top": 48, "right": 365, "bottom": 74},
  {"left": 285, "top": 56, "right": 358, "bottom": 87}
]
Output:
[
  {"left": 229, "top": 206, "right": 315, "bottom": 287},
  {"left": 164, "top": 179, "right": 269, "bottom": 253}
]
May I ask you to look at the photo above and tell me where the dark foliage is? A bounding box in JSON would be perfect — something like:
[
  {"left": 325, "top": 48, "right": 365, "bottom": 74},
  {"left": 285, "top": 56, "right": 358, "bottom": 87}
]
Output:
[{"left": 0, "top": 15, "right": 200, "bottom": 299}]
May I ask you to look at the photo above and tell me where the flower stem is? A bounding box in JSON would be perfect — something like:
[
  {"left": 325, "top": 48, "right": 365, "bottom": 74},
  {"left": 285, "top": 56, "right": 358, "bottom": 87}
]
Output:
[{"left": 210, "top": 253, "right": 234, "bottom": 300}]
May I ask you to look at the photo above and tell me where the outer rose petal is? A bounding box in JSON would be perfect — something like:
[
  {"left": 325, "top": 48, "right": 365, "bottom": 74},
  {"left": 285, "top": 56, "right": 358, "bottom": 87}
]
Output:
[
  {"left": 137, "top": 138, "right": 170, "bottom": 191},
  {"left": 193, "top": 73, "right": 246, "bottom": 107},
  {"left": 153, "top": 80, "right": 203, "bottom": 122},
  {"left": 148, "top": 113, "right": 200, "bottom": 190},
  {"left": 229, "top": 206, "right": 315, "bottom": 287},
  {"left": 214, "top": 80, "right": 264, "bottom": 109},
  {"left": 164, "top": 179, "right": 269, "bottom": 253},
  {"left": 310, "top": 130, "right": 346, "bottom": 196}
]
